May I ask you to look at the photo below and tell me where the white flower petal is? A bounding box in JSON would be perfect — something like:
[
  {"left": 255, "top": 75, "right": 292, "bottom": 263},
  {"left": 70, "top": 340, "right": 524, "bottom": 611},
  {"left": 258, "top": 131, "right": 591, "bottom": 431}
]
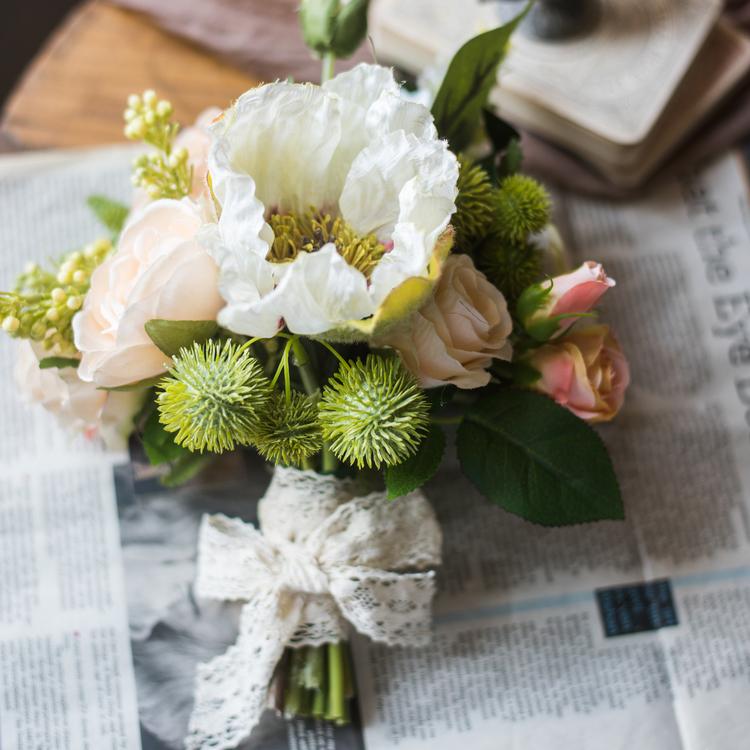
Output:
[
  {"left": 270, "top": 244, "right": 373, "bottom": 335},
  {"left": 211, "top": 82, "right": 344, "bottom": 218}
]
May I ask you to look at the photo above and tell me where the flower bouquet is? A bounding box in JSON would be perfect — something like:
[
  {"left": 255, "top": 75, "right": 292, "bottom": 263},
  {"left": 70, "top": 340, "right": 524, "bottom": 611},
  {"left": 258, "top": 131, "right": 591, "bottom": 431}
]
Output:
[{"left": 0, "top": 3, "right": 629, "bottom": 749}]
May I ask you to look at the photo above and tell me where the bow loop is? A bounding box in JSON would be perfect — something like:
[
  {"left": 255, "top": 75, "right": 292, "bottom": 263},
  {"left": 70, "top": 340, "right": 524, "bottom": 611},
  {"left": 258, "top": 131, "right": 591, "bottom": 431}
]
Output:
[{"left": 187, "top": 468, "right": 442, "bottom": 750}]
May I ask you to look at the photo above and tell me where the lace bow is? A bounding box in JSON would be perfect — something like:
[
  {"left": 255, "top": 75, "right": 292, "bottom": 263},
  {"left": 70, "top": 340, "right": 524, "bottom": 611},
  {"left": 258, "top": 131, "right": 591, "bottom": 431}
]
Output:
[{"left": 186, "top": 467, "right": 442, "bottom": 750}]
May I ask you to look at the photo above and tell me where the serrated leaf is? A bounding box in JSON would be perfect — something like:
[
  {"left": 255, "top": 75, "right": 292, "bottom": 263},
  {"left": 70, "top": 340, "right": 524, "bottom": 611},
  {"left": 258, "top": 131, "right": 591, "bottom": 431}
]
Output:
[
  {"left": 87, "top": 194, "right": 129, "bottom": 236},
  {"left": 144, "top": 319, "right": 218, "bottom": 357},
  {"left": 431, "top": 4, "right": 530, "bottom": 151},
  {"left": 457, "top": 388, "right": 623, "bottom": 526},
  {"left": 385, "top": 423, "right": 445, "bottom": 500},
  {"left": 38, "top": 356, "right": 80, "bottom": 370}
]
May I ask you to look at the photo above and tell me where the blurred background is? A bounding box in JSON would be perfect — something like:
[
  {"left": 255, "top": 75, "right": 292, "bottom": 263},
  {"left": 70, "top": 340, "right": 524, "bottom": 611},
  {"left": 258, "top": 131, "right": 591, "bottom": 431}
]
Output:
[{"left": 1, "top": 0, "right": 78, "bottom": 107}]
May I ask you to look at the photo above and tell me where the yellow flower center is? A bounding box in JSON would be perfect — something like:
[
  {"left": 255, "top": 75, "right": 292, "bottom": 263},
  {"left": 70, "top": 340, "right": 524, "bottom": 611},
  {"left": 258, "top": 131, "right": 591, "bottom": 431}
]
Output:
[{"left": 267, "top": 207, "right": 387, "bottom": 279}]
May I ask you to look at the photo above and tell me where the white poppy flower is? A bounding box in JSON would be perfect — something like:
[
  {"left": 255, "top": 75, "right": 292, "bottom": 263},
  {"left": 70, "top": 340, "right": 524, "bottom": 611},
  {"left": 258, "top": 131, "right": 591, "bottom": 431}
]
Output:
[{"left": 203, "top": 63, "right": 459, "bottom": 339}]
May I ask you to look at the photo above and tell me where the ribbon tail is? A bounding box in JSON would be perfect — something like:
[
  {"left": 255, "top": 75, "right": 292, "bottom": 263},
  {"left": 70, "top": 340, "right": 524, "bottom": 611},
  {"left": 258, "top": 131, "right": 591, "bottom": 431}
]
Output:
[
  {"left": 329, "top": 566, "right": 437, "bottom": 647},
  {"left": 185, "top": 593, "right": 303, "bottom": 750}
]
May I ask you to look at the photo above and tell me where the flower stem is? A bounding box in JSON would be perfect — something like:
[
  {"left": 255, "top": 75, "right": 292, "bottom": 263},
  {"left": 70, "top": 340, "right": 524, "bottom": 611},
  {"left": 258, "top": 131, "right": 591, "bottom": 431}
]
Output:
[
  {"left": 325, "top": 642, "right": 346, "bottom": 723},
  {"left": 321, "top": 52, "right": 336, "bottom": 83},
  {"left": 430, "top": 415, "right": 463, "bottom": 426},
  {"left": 291, "top": 338, "right": 339, "bottom": 473}
]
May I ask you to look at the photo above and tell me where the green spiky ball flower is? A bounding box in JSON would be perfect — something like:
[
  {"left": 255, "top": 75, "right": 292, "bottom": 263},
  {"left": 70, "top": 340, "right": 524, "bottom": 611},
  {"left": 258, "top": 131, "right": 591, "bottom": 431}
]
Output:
[
  {"left": 252, "top": 390, "right": 323, "bottom": 465},
  {"left": 476, "top": 234, "right": 542, "bottom": 305},
  {"left": 157, "top": 339, "right": 271, "bottom": 453},
  {"left": 452, "top": 157, "right": 496, "bottom": 251},
  {"left": 318, "top": 354, "right": 430, "bottom": 469},
  {"left": 493, "top": 174, "right": 551, "bottom": 244}
]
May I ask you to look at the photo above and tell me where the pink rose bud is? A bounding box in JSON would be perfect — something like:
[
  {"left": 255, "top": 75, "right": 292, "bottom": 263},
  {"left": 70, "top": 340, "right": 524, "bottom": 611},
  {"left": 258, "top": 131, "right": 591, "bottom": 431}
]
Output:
[
  {"left": 526, "top": 325, "right": 630, "bottom": 423},
  {"left": 518, "top": 261, "right": 615, "bottom": 341}
]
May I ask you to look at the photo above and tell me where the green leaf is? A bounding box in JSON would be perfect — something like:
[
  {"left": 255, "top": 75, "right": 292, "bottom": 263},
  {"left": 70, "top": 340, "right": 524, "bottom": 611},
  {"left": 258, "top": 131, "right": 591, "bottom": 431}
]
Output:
[
  {"left": 457, "top": 388, "right": 623, "bottom": 526},
  {"left": 99, "top": 375, "right": 165, "bottom": 392},
  {"left": 482, "top": 108, "right": 519, "bottom": 154},
  {"left": 385, "top": 423, "right": 445, "bottom": 500},
  {"left": 144, "top": 319, "right": 218, "bottom": 357},
  {"left": 38, "top": 356, "right": 80, "bottom": 370},
  {"left": 162, "top": 452, "right": 214, "bottom": 487},
  {"left": 431, "top": 4, "right": 531, "bottom": 151},
  {"left": 142, "top": 409, "right": 189, "bottom": 466},
  {"left": 87, "top": 195, "right": 129, "bottom": 236},
  {"left": 330, "top": 0, "right": 370, "bottom": 57},
  {"left": 497, "top": 137, "right": 523, "bottom": 178}
]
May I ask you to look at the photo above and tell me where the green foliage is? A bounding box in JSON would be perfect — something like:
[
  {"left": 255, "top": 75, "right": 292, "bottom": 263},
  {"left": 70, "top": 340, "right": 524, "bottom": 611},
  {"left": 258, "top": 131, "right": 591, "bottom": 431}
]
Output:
[
  {"left": 319, "top": 354, "right": 430, "bottom": 469},
  {"left": 87, "top": 195, "right": 130, "bottom": 237},
  {"left": 493, "top": 174, "right": 551, "bottom": 244},
  {"left": 157, "top": 339, "right": 272, "bottom": 453},
  {"left": 457, "top": 388, "right": 623, "bottom": 526},
  {"left": 476, "top": 234, "right": 542, "bottom": 304},
  {"left": 452, "top": 157, "right": 495, "bottom": 252},
  {"left": 431, "top": 4, "right": 531, "bottom": 151},
  {"left": 498, "top": 138, "right": 523, "bottom": 178},
  {"left": 385, "top": 423, "right": 445, "bottom": 500},
  {"left": 38, "top": 356, "right": 80, "bottom": 370},
  {"left": 299, "top": 0, "right": 370, "bottom": 58},
  {"left": 253, "top": 391, "right": 324, "bottom": 465},
  {"left": 162, "top": 452, "right": 214, "bottom": 487},
  {"left": 142, "top": 408, "right": 190, "bottom": 465},
  {"left": 144, "top": 319, "right": 219, "bottom": 357}
]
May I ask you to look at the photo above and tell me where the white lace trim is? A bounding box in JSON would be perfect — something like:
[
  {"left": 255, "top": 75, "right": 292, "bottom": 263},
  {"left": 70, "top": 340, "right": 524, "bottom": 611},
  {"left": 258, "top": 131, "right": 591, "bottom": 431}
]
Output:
[{"left": 185, "top": 466, "right": 442, "bottom": 750}]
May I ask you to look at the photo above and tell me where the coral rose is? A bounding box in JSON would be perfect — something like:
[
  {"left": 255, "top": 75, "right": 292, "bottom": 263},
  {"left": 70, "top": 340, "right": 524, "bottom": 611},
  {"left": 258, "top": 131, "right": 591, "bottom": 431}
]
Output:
[
  {"left": 527, "top": 324, "right": 630, "bottom": 422},
  {"left": 14, "top": 341, "right": 142, "bottom": 449},
  {"left": 73, "top": 198, "right": 224, "bottom": 388},
  {"left": 377, "top": 254, "right": 513, "bottom": 389}
]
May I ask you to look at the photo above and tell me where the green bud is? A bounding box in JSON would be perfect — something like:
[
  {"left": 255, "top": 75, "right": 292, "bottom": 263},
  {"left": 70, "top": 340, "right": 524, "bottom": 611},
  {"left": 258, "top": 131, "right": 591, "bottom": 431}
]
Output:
[
  {"left": 319, "top": 354, "right": 430, "bottom": 469},
  {"left": 299, "top": 0, "right": 370, "bottom": 58},
  {"left": 493, "top": 174, "right": 551, "bottom": 244}
]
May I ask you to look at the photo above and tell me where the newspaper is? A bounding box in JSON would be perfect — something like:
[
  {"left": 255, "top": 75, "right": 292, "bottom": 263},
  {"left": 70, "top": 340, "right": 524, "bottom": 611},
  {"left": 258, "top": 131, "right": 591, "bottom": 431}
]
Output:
[
  {"left": 1, "top": 146, "right": 749, "bottom": 750},
  {"left": 0, "top": 148, "right": 142, "bottom": 750}
]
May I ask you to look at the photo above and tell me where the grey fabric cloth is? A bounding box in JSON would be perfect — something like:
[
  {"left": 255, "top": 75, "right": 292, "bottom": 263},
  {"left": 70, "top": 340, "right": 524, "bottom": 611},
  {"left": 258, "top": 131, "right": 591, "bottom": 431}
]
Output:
[{"left": 109, "top": 0, "right": 750, "bottom": 196}]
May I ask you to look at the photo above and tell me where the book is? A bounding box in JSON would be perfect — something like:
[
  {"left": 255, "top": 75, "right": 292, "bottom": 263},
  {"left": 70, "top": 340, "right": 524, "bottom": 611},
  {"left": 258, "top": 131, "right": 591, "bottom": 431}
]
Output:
[{"left": 371, "top": 0, "right": 750, "bottom": 188}]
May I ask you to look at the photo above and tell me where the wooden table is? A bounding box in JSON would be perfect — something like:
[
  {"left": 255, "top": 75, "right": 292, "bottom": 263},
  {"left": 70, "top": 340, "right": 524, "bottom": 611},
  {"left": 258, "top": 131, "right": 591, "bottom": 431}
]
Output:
[{"left": 0, "top": 1, "right": 259, "bottom": 150}]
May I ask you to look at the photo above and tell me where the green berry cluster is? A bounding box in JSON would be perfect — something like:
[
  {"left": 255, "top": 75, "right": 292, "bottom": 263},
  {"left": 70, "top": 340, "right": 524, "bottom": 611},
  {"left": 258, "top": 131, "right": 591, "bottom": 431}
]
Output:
[
  {"left": 452, "top": 159, "right": 551, "bottom": 305},
  {"left": 0, "top": 239, "right": 112, "bottom": 353},
  {"left": 124, "top": 90, "right": 193, "bottom": 200}
]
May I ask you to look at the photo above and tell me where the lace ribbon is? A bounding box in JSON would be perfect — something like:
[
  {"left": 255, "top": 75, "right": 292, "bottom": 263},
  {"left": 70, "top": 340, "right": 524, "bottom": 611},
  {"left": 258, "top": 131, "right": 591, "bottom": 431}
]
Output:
[{"left": 185, "top": 466, "right": 442, "bottom": 750}]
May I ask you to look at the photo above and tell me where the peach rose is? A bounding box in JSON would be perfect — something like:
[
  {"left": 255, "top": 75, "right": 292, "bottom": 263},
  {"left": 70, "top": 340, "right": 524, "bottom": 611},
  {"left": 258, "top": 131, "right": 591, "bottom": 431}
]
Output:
[
  {"left": 521, "top": 261, "right": 615, "bottom": 339},
  {"left": 14, "top": 341, "right": 142, "bottom": 449},
  {"left": 377, "top": 254, "right": 513, "bottom": 389},
  {"left": 527, "top": 324, "right": 630, "bottom": 422},
  {"left": 73, "top": 198, "right": 224, "bottom": 388}
]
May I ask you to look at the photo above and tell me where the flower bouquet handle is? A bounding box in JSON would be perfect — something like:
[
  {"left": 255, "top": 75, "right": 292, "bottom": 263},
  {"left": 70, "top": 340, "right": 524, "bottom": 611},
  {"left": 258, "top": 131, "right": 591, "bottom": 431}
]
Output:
[
  {"left": 0, "top": 2, "right": 631, "bottom": 749},
  {"left": 187, "top": 466, "right": 441, "bottom": 749}
]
